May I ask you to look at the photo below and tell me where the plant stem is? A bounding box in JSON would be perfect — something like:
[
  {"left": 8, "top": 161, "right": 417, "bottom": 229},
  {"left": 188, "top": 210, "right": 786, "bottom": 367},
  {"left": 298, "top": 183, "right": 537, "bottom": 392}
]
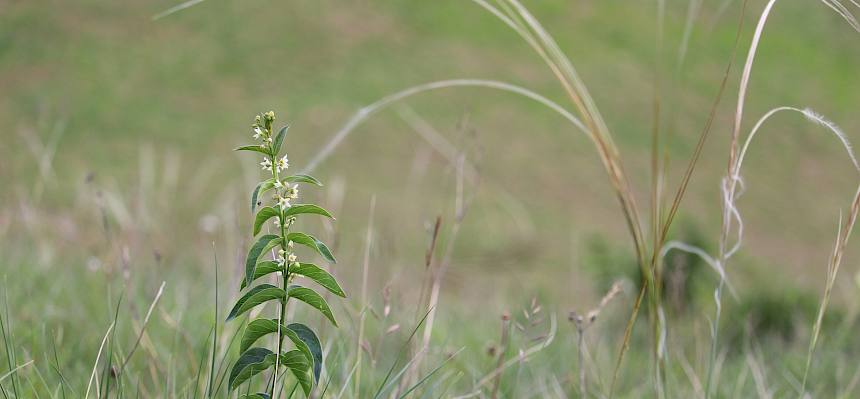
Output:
[{"left": 268, "top": 140, "right": 289, "bottom": 398}]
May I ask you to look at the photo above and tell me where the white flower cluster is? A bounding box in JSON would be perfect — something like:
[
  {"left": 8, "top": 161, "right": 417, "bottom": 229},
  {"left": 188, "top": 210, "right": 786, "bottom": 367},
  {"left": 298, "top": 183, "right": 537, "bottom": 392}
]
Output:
[
  {"left": 276, "top": 241, "right": 298, "bottom": 267},
  {"left": 251, "top": 111, "right": 299, "bottom": 210}
]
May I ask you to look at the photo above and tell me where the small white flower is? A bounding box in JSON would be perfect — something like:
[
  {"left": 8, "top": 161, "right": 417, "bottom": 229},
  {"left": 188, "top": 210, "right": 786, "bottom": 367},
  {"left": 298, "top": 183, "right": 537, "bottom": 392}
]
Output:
[
  {"left": 278, "top": 249, "right": 287, "bottom": 257},
  {"left": 273, "top": 179, "right": 283, "bottom": 189},
  {"left": 276, "top": 255, "right": 286, "bottom": 266},
  {"left": 265, "top": 137, "right": 273, "bottom": 143},
  {"left": 252, "top": 127, "right": 263, "bottom": 139},
  {"left": 276, "top": 195, "right": 291, "bottom": 209},
  {"left": 273, "top": 217, "right": 281, "bottom": 228},
  {"left": 285, "top": 183, "right": 299, "bottom": 199},
  {"left": 276, "top": 155, "right": 289, "bottom": 172},
  {"left": 260, "top": 158, "right": 272, "bottom": 171},
  {"left": 288, "top": 253, "right": 297, "bottom": 263},
  {"left": 287, "top": 240, "right": 294, "bottom": 249}
]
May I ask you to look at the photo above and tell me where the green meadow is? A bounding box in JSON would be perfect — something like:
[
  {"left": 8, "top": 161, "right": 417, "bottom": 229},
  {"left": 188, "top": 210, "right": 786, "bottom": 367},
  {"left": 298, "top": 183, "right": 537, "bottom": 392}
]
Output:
[{"left": 1, "top": 0, "right": 860, "bottom": 397}]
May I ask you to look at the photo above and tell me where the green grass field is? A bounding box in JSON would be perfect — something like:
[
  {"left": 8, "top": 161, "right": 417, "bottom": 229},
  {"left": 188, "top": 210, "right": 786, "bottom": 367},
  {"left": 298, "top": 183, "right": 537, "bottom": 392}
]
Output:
[{"left": 2, "top": 0, "right": 860, "bottom": 397}]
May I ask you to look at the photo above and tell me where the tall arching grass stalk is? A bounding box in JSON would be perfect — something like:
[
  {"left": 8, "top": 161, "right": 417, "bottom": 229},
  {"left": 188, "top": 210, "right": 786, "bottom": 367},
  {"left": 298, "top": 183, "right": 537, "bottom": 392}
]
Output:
[
  {"left": 695, "top": 0, "right": 860, "bottom": 396},
  {"left": 304, "top": 0, "right": 747, "bottom": 395}
]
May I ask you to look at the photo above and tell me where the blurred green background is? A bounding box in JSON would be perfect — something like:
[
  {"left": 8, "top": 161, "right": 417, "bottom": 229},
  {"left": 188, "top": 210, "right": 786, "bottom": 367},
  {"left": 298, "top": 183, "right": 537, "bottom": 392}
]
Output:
[
  {"left": 3, "top": 0, "right": 859, "bottom": 295},
  {"left": 2, "top": 0, "right": 860, "bottom": 396}
]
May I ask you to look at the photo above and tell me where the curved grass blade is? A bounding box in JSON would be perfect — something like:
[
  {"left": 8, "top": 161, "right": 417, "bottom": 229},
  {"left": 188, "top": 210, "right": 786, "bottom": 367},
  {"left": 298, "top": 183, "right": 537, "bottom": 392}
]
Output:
[
  {"left": 372, "top": 308, "right": 432, "bottom": 399},
  {"left": 397, "top": 348, "right": 463, "bottom": 399},
  {"left": 152, "top": 0, "right": 208, "bottom": 20}
]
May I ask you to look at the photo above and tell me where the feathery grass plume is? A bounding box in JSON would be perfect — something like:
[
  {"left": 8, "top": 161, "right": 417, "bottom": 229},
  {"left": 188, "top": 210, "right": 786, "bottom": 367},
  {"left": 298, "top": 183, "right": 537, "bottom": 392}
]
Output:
[
  {"left": 695, "top": 0, "right": 860, "bottom": 395},
  {"left": 228, "top": 111, "right": 346, "bottom": 398}
]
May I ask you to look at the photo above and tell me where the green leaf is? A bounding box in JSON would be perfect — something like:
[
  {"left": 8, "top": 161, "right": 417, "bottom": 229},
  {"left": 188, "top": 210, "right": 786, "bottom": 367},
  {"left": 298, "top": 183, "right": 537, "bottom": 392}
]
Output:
[
  {"left": 226, "top": 284, "right": 286, "bottom": 321},
  {"left": 261, "top": 236, "right": 283, "bottom": 255},
  {"left": 284, "top": 204, "right": 335, "bottom": 220},
  {"left": 289, "top": 263, "right": 346, "bottom": 297},
  {"left": 244, "top": 235, "right": 280, "bottom": 285},
  {"left": 237, "top": 319, "right": 316, "bottom": 375},
  {"left": 228, "top": 348, "right": 276, "bottom": 390},
  {"left": 283, "top": 328, "right": 314, "bottom": 375},
  {"left": 253, "top": 207, "right": 280, "bottom": 236},
  {"left": 273, "top": 125, "right": 289, "bottom": 156},
  {"left": 235, "top": 145, "right": 271, "bottom": 156},
  {"left": 281, "top": 350, "right": 312, "bottom": 396},
  {"left": 240, "top": 319, "right": 280, "bottom": 354},
  {"left": 250, "top": 179, "right": 275, "bottom": 213},
  {"left": 241, "top": 261, "right": 283, "bottom": 290},
  {"left": 283, "top": 174, "right": 323, "bottom": 186},
  {"left": 286, "top": 232, "right": 336, "bottom": 264},
  {"left": 241, "top": 394, "right": 270, "bottom": 399},
  {"left": 286, "top": 323, "right": 323, "bottom": 383},
  {"left": 288, "top": 285, "right": 337, "bottom": 326}
]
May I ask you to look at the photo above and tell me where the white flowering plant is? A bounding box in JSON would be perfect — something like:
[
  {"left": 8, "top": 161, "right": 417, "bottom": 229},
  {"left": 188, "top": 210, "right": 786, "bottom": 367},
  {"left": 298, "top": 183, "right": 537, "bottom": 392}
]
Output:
[{"left": 228, "top": 111, "right": 345, "bottom": 398}]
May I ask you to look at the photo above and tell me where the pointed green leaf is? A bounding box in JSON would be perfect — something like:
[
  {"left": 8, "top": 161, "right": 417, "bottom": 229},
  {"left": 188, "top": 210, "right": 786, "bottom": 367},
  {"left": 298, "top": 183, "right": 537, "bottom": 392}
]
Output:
[
  {"left": 245, "top": 235, "right": 280, "bottom": 285},
  {"left": 283, "top": 328, "right": 314, "bottom": 375},
  {"left": 228, "top": 348, "right": 276, "bottom": 390},
  {"left": 289, "top": 263, "right": 346, "bottom": 297},
  {"left": 286, "top": 233, "right": 336, "bottom": 263},
  {"left": 240, "top": 319, "right": 280, "bottom": 354},
  {"left": 235, "top": 145, "right": 271, "bottom": 156},
  {"left": 273, "top": 125, "right": 289, "bottom": 156},
  {"left": 241, "top": 261, "right": 283, "bottom": 290},
  {"left": 287, "top": 323, "right": 323, "bottom": 383},
  {"left": 238, "top": 318, "right": 315, "bottom": 372},
  {"left": 253, "top": 207, "right": 280, "bottom": 236},
  {"left": 284, "top": 204, "right": 334, "bottom": 220},
  {"left": 288, "top": 285, "right": 337, "bottom": 326},
  {"left": 226, "top": 284, "right": 286, "bottom": 321},
  {"left": 251, "top": 179, "right": 276, "bottom": 213},
  {"left": 283, "top": 174, "right": 323, "bottom": 186},
  {"left": 281, "top": 350, "right": 312, "bottom": 396},
  {"left": 242, "top": 394, "right": 270, "bottom": 399}
]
